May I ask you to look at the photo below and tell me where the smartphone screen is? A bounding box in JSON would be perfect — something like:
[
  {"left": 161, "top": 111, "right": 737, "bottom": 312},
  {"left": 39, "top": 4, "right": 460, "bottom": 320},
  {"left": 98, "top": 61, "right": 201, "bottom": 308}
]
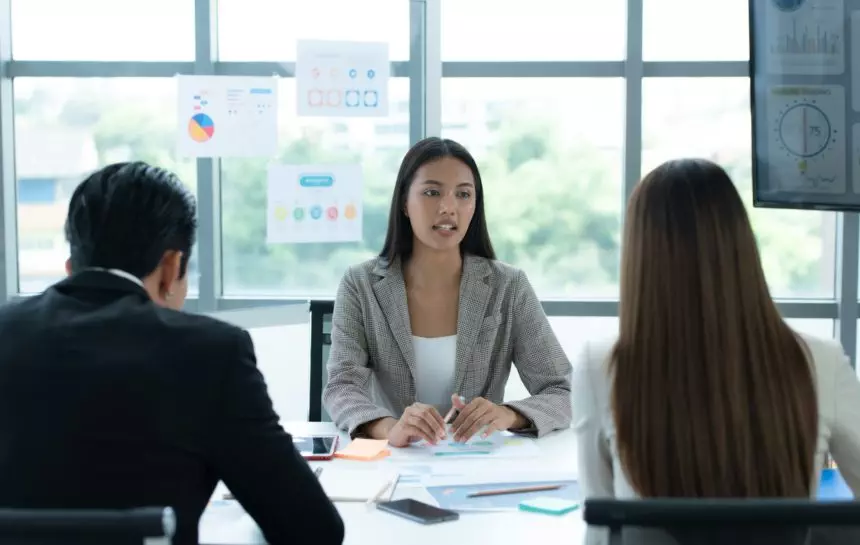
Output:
[
  {"left": 377, "top": 499, "right": 459, "bottom": 524},
  {"left": 293, "top": 435, "right": 337, "bottom": 457}
]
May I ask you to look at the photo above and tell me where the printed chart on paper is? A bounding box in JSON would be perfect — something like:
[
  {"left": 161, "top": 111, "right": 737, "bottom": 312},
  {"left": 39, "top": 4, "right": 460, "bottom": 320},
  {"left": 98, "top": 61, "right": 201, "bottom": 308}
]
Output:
[
  {"left": 266, "top": 164, "right": 363, "bottom": 244},
  {"left": 296, "top": 40, "right": 389, "bottom": 117},
  {"left": 176, "top": 75, "right": 278, "bottom": 158}
]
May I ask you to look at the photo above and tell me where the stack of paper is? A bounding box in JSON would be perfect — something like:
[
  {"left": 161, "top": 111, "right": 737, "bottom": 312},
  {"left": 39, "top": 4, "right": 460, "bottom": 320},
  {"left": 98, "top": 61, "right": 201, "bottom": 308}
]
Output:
[
  {"left": 334, "top": 438, "right": 390, "bottom": 461},
  {"left": 317, "top": 467, "right": 399, "bottom": 502}
]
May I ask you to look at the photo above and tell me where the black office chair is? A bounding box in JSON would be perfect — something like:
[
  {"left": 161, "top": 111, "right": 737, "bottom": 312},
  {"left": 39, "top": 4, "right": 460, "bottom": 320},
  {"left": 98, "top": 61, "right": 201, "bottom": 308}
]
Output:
[
  {"left": 0, "top": 506, "right": 175, "bottom": 545},
  {"left": 583, "top": 498, "right": 860, "bottom": 545}
]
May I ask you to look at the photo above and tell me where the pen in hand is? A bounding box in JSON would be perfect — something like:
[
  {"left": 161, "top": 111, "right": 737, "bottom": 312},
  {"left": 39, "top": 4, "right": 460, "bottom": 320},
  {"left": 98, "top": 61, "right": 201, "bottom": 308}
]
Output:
[{"left": 443, "top": 395, "right": 466, "bottom": 425}]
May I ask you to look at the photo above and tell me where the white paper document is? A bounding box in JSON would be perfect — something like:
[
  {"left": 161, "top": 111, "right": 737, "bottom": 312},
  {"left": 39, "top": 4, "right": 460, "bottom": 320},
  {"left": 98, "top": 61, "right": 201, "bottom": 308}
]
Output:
[
  {"left": 296, "top": 40, "right": 389, "bottom": 117},
  {"left": 317, "top": 467, "right": 398, "bottom": 502},
  {"left": 176, "top": 75, "right": 279, "bottom": 158},
  {"left": 266, "top": 164, "right": 363, "bottom": 244}
]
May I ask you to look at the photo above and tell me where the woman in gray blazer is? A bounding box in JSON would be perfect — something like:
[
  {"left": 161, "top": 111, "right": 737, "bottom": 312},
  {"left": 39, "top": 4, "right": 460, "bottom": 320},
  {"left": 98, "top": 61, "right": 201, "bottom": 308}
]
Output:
[{"left": 322, "top": 137, "right": 571, "bottom": 447}]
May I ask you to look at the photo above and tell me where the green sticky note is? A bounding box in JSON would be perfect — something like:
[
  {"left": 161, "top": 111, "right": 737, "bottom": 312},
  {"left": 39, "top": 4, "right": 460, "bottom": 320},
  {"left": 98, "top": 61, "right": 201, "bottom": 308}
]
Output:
[{"left": 518, "top": 497, "right": 580, "bottom": 516}]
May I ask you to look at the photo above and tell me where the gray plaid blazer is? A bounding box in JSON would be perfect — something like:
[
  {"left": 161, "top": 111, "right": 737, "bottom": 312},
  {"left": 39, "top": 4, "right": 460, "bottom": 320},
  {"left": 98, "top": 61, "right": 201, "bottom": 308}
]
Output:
[{"left": 322, "top": 254, "right": 572, "bottom": 438}]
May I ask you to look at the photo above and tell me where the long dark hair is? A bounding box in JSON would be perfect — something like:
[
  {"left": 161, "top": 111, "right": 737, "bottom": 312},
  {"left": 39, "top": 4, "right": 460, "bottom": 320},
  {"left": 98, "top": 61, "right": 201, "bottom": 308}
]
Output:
[
  {"left": 612, "top": 158, "right": 817, "bottom": 498},
  {"left": 379, "top": 137, "right": 496, "bottom": 263}
]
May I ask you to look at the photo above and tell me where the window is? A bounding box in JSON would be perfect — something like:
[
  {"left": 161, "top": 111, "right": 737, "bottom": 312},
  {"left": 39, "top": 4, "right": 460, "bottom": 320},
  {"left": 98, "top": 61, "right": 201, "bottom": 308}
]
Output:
[
  {"left": 14, "top": 78, "right": 197, "bottom": 294},
  {"left": 10, "top": 0, "right": 195, "bottom": 61},
  {"left": 504, "top": 316, "right": 618, "bottom": 400},
  {"left": 17, "top": 178, "right": 57, "bottom": 204},
  {"left": 249, "top": 322, "right": 310, "bottom": 421},
  {"left": 217, "top": 0, "right": 410, "bottom": 62},
  {"left": 440, "top": 78, "right": 624, "bottom": 298},
  {"left": 220, "top": 78, "right": 410, "bottom": 296},
  {"left": 441, "top": 0, "right": 626, "bottom": 61},
  {"left": 643, "top": 0, "right": 750, "bottom": 61},
  {"left": 642, "top": 78, "right": 836, "bottom": 299}
]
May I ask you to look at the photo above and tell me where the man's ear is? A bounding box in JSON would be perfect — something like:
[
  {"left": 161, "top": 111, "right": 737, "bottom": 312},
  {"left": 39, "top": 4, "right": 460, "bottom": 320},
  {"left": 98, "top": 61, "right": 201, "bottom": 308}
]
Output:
[
  {"left": 158, "top": 251, "right": 183, "bottom": 299},
  {"left": 65, "top": 258, "right": 72, "bottom": 277}
]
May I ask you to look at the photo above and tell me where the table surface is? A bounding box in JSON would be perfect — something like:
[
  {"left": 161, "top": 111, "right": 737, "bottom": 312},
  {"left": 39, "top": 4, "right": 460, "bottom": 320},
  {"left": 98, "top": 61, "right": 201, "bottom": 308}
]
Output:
[{"left": 199, "top": 422, "right": 586, "bottom": 545}]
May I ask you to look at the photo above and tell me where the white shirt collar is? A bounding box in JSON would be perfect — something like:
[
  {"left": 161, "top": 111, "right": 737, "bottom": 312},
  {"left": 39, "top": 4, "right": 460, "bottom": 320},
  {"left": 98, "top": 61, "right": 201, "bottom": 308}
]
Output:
[{"left": 84, "top": 267, "right": 146, "bottom": 289}]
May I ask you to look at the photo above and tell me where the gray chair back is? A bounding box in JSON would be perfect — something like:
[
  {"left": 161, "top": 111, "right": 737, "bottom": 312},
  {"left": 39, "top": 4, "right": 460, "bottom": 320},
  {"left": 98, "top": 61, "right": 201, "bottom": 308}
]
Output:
[
  {"left": 0, "top": 506, "right": 175, "bottom": 545},
  {"left": 584, "top": 498, "right": 860, "bottom": 545}
]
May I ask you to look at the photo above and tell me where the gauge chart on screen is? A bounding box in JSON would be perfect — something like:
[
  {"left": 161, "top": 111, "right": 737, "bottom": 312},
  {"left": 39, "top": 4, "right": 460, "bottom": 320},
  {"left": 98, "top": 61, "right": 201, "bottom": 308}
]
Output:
[{"left": 765, "top": 84, "right": 845, "bottom": 194}]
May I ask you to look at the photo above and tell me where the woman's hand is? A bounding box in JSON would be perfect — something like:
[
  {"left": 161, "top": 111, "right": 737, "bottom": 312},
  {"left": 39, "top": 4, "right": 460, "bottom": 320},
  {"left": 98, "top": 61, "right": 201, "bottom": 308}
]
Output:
[
  {"left": 387, "top": 402, "right": 447, "bottom": 447},
  {"left": 449, "top": 395, "right": 523, "bottom": 443}
]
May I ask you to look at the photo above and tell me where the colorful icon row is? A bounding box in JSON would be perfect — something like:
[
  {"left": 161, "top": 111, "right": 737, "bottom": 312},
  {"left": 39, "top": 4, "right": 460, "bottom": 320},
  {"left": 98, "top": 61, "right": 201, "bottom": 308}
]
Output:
[
  {"left": 306, "top": 89, "right": 379, "bottom": 108},
  {"left": 274, "top": 204, "right": 358, "bottom": 222},
  {"left": 310, "top": 67, "right": 376, "bottom": 79}
]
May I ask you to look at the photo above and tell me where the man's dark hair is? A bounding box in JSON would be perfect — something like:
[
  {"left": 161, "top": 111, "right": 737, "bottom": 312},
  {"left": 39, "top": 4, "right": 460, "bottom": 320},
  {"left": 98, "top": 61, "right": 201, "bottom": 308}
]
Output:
[{"left": 64, "top": 161, "right": 197, "bottom": 279}]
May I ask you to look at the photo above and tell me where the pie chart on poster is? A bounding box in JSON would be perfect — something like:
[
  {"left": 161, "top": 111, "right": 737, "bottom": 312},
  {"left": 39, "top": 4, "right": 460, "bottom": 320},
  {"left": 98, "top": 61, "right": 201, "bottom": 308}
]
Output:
[{"left": 188, "top": 113, "right": 215, "bottom": 142}]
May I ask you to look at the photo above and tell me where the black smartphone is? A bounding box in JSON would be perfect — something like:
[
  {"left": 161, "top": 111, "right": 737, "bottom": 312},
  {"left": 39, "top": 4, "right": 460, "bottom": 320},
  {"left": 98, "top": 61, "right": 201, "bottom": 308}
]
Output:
[{"left": 376, "top": 499, "right": 460, "bottom": 524}]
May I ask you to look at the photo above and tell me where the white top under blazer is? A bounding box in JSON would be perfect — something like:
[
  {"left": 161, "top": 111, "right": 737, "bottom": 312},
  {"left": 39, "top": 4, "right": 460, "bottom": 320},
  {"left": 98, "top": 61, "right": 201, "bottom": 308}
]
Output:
[{"left": 572, "top": 332, "right": 860, "bottom": 545}]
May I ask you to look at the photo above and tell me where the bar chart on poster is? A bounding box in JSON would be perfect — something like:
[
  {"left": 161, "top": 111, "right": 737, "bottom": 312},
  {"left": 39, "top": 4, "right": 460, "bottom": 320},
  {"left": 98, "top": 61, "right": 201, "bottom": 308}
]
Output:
[{"left": 750, "top": 0, "right": 860, "bottom": 210}]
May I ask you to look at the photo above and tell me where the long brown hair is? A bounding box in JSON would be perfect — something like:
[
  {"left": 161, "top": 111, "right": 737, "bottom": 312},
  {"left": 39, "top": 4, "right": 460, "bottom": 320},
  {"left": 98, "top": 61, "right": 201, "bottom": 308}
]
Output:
[{"left": 612, "top": 158, "right": 817, "bottom": 498}]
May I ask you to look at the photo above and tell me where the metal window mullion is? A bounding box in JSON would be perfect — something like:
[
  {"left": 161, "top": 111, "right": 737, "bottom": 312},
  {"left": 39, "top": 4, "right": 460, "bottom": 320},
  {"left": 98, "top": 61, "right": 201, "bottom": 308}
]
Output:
[
  {"left": 192, "top": 0, "right": 221, "bottom": 312},
  {"left": 408, "top": 0, "right": 426, "bottom": 144},
  {"left": 0, "top": 0, "right": 18, "bottom": 301},
  {"left": 623, "top": 0, "right": 644, "bottom": 212},
  {"left": 836, "top": 213, "right": 859, "bottom": 367},
  {"left": 422, "top": 0, "right": 441, "bottom": 137}
]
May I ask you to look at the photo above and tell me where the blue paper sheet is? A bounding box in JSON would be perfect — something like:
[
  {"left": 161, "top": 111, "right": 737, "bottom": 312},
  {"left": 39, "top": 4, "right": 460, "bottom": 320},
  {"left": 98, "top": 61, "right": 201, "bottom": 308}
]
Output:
[
  {"left": 426, "top": 479, "right": 579, "bottom": 511},
  {"left": 819, "top": 468, "right": 853, "bottom": 500}
]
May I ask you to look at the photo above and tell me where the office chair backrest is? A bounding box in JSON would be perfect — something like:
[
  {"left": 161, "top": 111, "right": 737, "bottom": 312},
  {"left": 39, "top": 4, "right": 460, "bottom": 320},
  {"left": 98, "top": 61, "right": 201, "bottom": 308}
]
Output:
[
  {"left": 584, "top": 499, "right": 860, "bottom": 545},
  {"left": 0, "top": 506, "right": 175, "bottom": 545}
]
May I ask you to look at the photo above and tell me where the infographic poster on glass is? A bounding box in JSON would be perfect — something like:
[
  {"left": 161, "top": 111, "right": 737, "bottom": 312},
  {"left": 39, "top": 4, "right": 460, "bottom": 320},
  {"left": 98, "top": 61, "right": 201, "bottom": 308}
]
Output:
[
  {"left": 295, "top": 40, "right": 390, "bottom": 117},
  {"left": 749, "top": 0, "right": 860, "bottom": 210},
  {"left": 266, "top": 164, "right": 363, "bottom": 244},
  {"left": 176, "top": 75, "right": 279, "bottom": 158}
]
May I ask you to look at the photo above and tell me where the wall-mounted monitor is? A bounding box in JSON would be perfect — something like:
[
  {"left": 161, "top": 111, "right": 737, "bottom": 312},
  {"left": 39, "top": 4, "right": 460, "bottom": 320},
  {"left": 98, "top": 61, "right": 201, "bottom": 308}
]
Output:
[{"left": 751, "top": 0, "right": 859, "bottom": 211}]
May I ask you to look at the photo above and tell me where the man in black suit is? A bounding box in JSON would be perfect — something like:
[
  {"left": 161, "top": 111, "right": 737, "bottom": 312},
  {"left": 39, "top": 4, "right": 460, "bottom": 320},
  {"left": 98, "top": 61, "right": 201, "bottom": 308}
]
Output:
[{"left": 0, "top": 162, "right": 344, "bottom": 545}]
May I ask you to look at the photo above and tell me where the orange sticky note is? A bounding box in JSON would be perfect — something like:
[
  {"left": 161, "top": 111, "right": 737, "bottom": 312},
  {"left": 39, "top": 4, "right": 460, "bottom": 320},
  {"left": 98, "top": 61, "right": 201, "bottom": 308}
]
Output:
[{"left": 334, "top": 438, "right": 391, "bottom": 461}]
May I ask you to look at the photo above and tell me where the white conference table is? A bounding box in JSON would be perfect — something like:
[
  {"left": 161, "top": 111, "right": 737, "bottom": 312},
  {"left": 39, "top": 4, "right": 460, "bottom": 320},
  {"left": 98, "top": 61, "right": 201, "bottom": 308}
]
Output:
[{"left": 199, "top": 422, "right": 587, "bottom": 545}]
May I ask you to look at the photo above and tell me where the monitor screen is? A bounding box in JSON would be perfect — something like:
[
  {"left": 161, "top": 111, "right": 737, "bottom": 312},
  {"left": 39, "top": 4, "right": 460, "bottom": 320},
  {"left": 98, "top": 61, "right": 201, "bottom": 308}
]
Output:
[{"left": 750, "top": 0, "right": 858, "bottom": 211}]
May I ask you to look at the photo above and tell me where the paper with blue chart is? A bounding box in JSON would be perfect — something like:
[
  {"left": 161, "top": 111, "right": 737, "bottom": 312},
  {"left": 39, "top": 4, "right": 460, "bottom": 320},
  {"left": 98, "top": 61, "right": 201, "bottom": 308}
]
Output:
[
  {"left": 176, "top": 75, "right": 278, "bottom": 158},
  {"left": 295, "top": 40, "right": 389, "bottom": 117},
  {"left": 387, "top": 431, "right": 541, "bottom": 461},
  {"left": 423, "top": 471, "right": 579, "bottom": 512},
  {"left": 266, "top": 164, "right": 363, "bottom": 244}
]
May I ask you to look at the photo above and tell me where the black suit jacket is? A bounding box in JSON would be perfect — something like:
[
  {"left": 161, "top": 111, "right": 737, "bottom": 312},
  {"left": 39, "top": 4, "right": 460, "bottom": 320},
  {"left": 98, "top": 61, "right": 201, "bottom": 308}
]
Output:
[{"left": 0, "top": 271, "right": 344, "bottom": 545}]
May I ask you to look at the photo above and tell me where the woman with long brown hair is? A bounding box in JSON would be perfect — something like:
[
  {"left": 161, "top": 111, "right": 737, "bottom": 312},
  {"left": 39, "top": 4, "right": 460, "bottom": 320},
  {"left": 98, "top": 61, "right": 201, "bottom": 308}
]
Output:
[{"left": 573, "top": 158, "right": 860, "bottom": 509}]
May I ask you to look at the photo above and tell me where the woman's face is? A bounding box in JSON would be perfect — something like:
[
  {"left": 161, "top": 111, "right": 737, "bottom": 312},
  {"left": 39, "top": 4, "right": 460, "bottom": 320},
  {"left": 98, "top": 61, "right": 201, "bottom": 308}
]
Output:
[{"left": 404, "top": 157, "right": 476, "bottom": 254}]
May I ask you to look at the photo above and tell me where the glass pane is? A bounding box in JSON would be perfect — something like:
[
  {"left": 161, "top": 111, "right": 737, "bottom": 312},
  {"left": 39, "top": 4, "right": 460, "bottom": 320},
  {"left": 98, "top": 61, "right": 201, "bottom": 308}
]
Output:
[
  {"left": 642, "top": 78, "right": 836, "bottom": 299},
  {"left": 220, "top": 79, "right": 410, "bottom": 296},
  {"left": 786, "top": 318, "right": 834, "bottom": 339},
  {"left": 441, "top": 0, "right": 626, "bottom": 61},
  {"left": 10, "top": 0, "right": 194, "bottom": 61},
  {"left": 218, "top": 0, "right": 410, "bottom": 62},
  {"left": 440, "top": 78, "right": 624, "bottom": 298},
  {"left": 643, "top": 0, "right": 750, "bottom": 61},
  {"left": 506, "top": 316, "right": 618, "bottom": 401},
  {"left": 248, "top": 323, "right": 310, "bottom": 421},
  {"left": 14, "top": 78, "right": 198, "bottom": 294}
]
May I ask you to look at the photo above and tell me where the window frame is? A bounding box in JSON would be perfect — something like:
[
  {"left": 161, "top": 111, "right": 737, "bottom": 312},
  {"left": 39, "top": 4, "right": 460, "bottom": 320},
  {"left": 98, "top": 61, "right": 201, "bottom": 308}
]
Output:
[{"left": 0, "top": 0, "right": 854, "bottom": 364}]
